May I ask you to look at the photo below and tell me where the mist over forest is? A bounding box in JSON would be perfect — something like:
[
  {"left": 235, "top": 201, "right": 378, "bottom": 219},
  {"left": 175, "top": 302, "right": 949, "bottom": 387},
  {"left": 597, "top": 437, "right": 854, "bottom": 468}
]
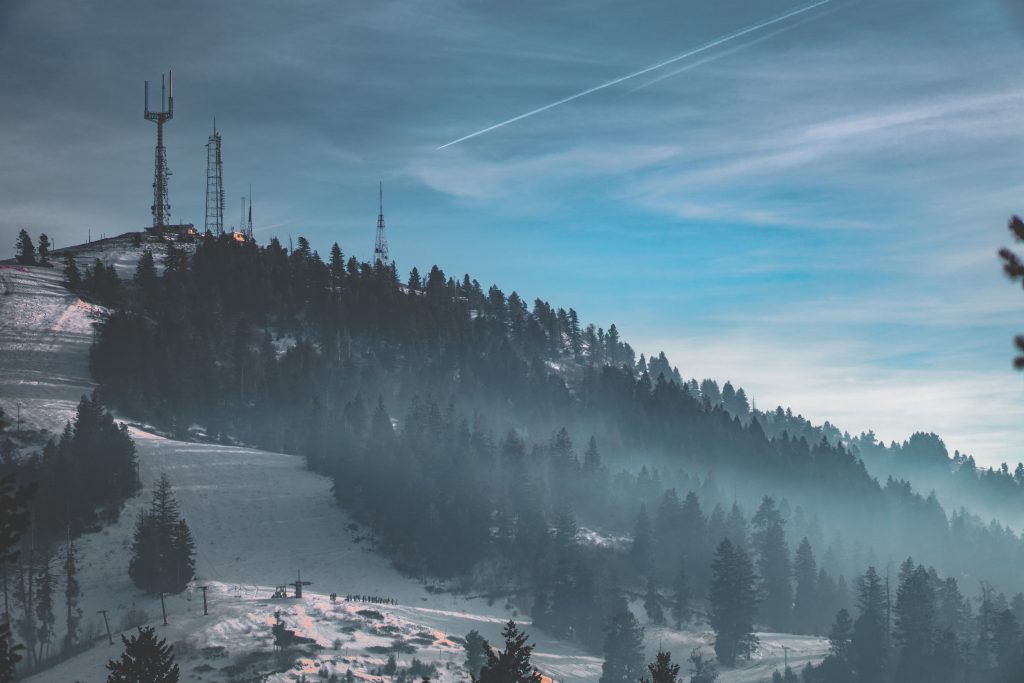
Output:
[{"left": 3, "top": 227, "right": 1016, "bottom": 681}]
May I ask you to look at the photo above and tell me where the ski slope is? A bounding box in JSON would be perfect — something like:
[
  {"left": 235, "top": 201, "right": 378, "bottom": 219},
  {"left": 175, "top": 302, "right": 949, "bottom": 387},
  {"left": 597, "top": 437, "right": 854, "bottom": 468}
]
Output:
[{"left": 0, "top": 261, "right": 827, "bottom": 682}]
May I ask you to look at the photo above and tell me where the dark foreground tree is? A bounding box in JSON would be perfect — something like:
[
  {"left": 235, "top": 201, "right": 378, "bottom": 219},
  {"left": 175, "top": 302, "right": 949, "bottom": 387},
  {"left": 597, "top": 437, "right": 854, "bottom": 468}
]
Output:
[
  {"left": 0, "top": 471, "right": 35, "bottom": 682},
  {"left": 641, "top": 650, "right": 680, "bottom": 683},
  {"left": 999, "top": 215, "right": 1024, "bottom": 369},
  {"left": 106, "top": 626, "right": 179, "bottom": 683},
  {"left": 475, "top": 621, "right": 542, "bottom": 683},
  {"left": 687, "top": 649, "right": 718, "bottom": 683},
  {"left": 599, "top": 608, "right": 645, "bottom": 683},
  {"left": 708, "top": 539, "right": 759, "bottom": 667},
  {"left": 465, "top": 629, "right": 486, "bottom": 680},
  {"left": 15, "top": 230, "right": 35, "bottom": 266},
  {"left": 37, "top": 234, "right": 50, "bottom": 266}
]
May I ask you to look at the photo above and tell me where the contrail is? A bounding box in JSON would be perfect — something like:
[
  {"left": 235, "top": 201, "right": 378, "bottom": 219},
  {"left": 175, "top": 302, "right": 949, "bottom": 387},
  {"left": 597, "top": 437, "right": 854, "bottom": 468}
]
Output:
[
  {"left": 628, "top": 1, "right": 850, "bottom": 94},
  {"left": 438, "top": 0, "right": 836, "bottom": 150}
]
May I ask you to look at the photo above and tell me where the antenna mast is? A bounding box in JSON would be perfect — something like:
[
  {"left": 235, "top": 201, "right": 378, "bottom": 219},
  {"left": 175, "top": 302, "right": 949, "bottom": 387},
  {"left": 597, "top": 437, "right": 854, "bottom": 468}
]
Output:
[
  {"left": 374, "top": 181, "right": 389, "bottom": 264},
  {"left": 144, "top": 70, "right": 174, "bottom": 230},
  {"left": 247, "top": 184, "right": 253, "bottom": 239},
  {"left": 205, "top": 118, "right": 224, "bottom": 234}
]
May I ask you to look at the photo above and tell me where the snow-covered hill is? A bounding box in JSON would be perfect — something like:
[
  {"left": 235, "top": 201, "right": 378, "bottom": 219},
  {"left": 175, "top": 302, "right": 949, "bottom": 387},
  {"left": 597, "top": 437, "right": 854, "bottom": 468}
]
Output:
[{"left": 0, "top": 259, "right": 827, "bottom": 682}]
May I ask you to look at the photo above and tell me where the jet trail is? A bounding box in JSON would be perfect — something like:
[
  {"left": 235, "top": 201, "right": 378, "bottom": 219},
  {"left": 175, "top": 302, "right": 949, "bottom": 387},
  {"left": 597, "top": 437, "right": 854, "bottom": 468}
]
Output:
[
  {"left": 438, "top": 0, "right": 836, "bottom": 150},
  {"left": 628, "top": 1, "right": 849, "bottom": 94}
]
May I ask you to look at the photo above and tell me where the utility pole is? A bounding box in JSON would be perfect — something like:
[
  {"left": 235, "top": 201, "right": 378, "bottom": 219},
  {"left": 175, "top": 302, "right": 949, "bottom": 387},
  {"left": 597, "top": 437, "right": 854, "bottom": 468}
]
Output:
[
  {"left": 200, "top": 586, "right": 208, "bottom": 616},
  {"left": 160, "top": 592, "right": 167, "bottom": 625},
  {"left": 97, "top": 609, "right": 112, "bottom": 645}
]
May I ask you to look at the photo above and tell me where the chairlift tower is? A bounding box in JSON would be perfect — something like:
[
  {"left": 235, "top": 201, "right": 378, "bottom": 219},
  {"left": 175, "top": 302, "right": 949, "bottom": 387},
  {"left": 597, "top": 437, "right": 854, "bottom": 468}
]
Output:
[{"left": 144, "top": 71, "right": 174, "bottom": 230}]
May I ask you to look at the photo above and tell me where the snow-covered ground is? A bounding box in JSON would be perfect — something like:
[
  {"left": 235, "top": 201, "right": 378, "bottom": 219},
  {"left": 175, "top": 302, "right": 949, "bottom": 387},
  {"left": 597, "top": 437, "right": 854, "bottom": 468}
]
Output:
[{"left": 0, "top": 261, "right": 827, "bottom": 682}]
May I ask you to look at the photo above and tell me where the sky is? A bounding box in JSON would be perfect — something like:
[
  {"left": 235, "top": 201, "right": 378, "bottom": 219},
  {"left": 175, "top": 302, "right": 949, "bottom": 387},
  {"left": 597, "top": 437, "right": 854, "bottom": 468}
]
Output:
[{"left": 1, "top": 0, "right": 1023, "bottom": 467}]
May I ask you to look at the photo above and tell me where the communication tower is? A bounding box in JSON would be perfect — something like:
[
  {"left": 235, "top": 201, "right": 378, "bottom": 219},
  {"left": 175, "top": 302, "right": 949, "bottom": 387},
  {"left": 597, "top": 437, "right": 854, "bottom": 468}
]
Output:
[{"left": 144, "top": 71, "right": 174, "bottom": 230}]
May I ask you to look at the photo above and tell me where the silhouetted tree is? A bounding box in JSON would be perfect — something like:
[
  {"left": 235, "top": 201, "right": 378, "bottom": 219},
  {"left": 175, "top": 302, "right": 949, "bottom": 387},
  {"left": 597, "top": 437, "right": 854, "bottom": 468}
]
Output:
[
  {"left": 641, "top": 650, "right": 680, "bottom": 683},
  {"left": 105, "top": 626, "right": 179, "bottom": 683},
  {"left": 15, "top": 230, "right": 35, "bottom": 266},
  {"left": 36, "top": 235, "right": 50, "bottom": 266},
  {"left": 687, "top": 649, "right": 718, "bottom": 683},
  {"left": 0, "top": 472, "right": 35, "bottom": 682},
  {"left": 465, "top": 629, "right": 486, "bottom": 680},
  {"left": 474, "top": 621, "right": 542, "bottom": 683},
  {"left": 999, "top": 215, "right": 1024, "bottom": 369},
  {"left": 599, "top": 608, "right": 645, "bottom": 683}
]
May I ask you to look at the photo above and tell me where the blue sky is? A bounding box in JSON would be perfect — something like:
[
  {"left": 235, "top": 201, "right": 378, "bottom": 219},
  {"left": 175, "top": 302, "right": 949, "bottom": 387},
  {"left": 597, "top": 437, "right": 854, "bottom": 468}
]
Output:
[{"left": 2, "top": 0, "right": 1023, "bottom": 467}]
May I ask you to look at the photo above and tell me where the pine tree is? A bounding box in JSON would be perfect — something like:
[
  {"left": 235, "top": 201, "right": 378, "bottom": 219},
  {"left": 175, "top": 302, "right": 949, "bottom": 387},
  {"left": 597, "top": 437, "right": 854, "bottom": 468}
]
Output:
[
  {"left": 62, "top": 253, "right": 81, "bottom": 289},
  {"left": 474, "top": 621, "right": 542, "bottom": 683},
  {"left": 631, "top": 505, "right": 652, "bottom": 575},
  {"left": 36, "top": 234, "right": 50, "bottom": 266},
  {"left": 999, "top": 215, "right": 1024, "bottom": 369},
  {"left": 0, "top": 622, "right": 18, "bottom": 683},
  {"left": 599, "top": 608, "right": 645, "bottom": 683},
  {"left": 582, "top": 436, "right": 603, "bottom": 475},
  {"left": 644, "top": 577, "right": 665, "bottom": 625},
  {"left": 687, "top": 649, "right": 718, "bottom": 683},
  {"left": 894, "top": 563, "right": 935, "bottom": 683},
  {"left": 15, "top": 230, "right": 35, "bottom": 265},
  {"left": 992, "top": 608, "right": 1023, "bottom": 682},
  {"left": 128, "top": 476, "right": 194, "bottom": 594},
  {"left": 641, "top": 650, "right": 680, "bottom": 683},
  {"left": 792, "top": 537, "right": 818, "bottom": 634},
  {"left": 105, "top": 626, "right": 179, "bottom": 683},
  {"left": 708, "top": 539, "right": 759, "bottom": 667},
  {"left": 803, "top": 609, "right": 857, "bottom": 683},
  {"left": 671, "top": 563, "right": 691, "bottom": 629},
  {"left": 134, "top": 249, "right": 158, "bottom": 302},
  {"left": 851, "top": 566, "right": 888, "bottom": 683},
  {"left": 0, "top": 472, "right": 34, "bottom": 682},
  {"left": 752, "top": 497, "right": 792, "bottom": 632},
  {"left": 63, "top": 538, "right": 81, "bottom": 654},
  {"left": 465, "top": 629, "right": 486, "bottom": 680},
  {"left": 407, "top": 266, "right": 421, "bottom": 291},
  {"left": 34, "top": 552, "right": 55, "bottom": 663},
  {"left": 170, "top": 519, "right": 196, "bottom": 592},
  {"left": 329, "top": 243, "right": 346, "bottom": 289}
]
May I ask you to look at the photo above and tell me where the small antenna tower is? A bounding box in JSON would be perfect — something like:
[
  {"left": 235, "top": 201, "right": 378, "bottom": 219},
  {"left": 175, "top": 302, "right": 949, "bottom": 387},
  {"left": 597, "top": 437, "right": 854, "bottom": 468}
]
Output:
[
  {"left": 144, "top": 70, "right": 174, "bottom": 230},
  {"left": 374, "top": 181, "right": 389, "bottom": 264},
  {"left": 205, "top": 119, "right": 224, "bottom": 234},
  {"left": 240, "top": 196, "right": 246, "bottom": 232},
  {"left": 246, "top": 184, "right": 253, "bottom": 239}
]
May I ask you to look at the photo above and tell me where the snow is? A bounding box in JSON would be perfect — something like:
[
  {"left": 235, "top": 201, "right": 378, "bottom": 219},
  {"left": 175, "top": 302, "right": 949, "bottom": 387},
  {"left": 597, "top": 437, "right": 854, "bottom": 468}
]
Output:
[
  {"left": 0, "top": 263, "right": 829, "bottom": 682},
  {"left": 47, "top": 232, "right": 195, "bottom": 278}
]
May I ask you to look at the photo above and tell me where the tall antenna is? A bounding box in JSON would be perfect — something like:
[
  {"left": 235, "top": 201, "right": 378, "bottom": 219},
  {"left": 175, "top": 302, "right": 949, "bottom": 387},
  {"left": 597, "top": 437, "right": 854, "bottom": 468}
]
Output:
[
  {"left": 144, "top": 70, "right": 174, "bottom": 230},
  {"left": 246, "top": 183, "right": 253, "bottom": 240},
  {"left": 374, "top": 181, "right": 389, "bottom": 264},
  {"left": 205, "top": 118, "right": 224, "bottom": 234}
]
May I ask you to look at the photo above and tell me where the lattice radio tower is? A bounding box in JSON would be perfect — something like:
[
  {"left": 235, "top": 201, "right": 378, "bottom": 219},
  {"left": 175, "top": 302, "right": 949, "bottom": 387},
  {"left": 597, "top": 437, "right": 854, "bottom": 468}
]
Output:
[
  {"left": 205, "top": 119, "right": 225, "bottom": 234},
  {"left": 374, "top": 182, "right": 389, "bottom": 264},
  {"left": 144, "top": 71, "right": 174, "bottom": 230}
]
